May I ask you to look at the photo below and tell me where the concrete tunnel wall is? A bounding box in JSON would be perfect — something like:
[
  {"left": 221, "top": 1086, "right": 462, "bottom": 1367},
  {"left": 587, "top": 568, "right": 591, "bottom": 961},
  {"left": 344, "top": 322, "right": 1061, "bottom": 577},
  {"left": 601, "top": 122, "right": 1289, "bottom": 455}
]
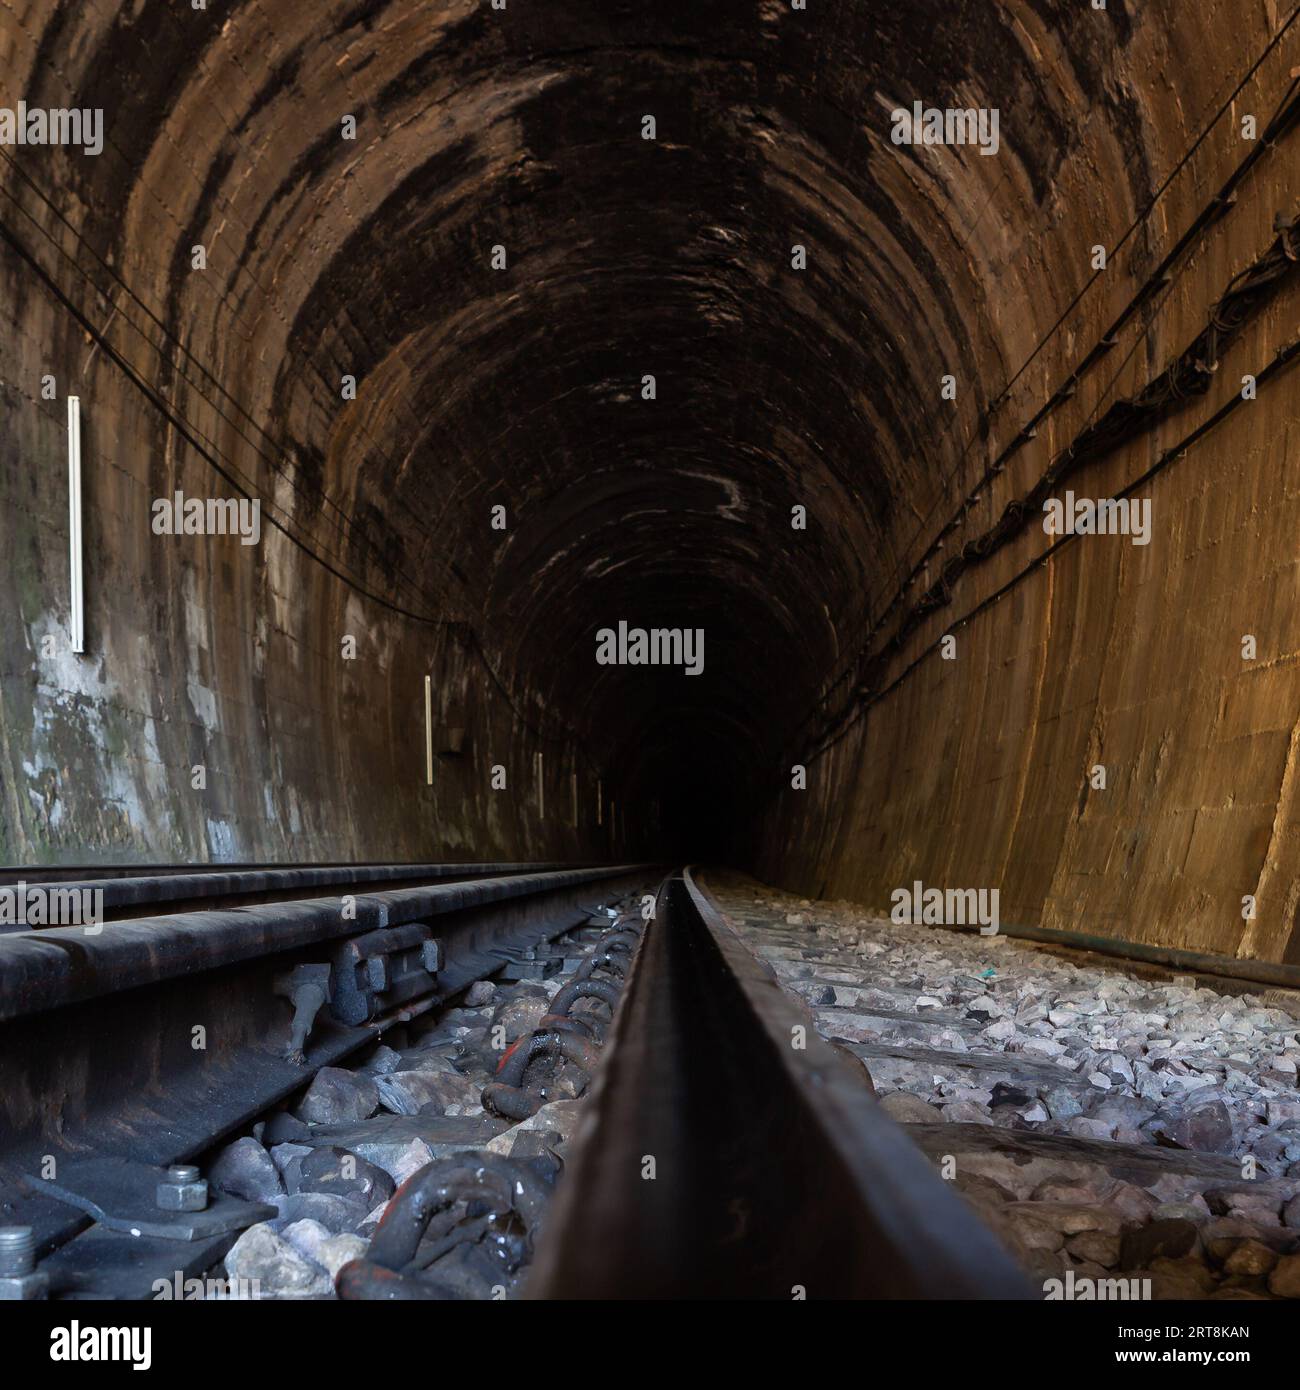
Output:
[{"left": 0, "top": 2, "right": 1298, "bottom": 965}]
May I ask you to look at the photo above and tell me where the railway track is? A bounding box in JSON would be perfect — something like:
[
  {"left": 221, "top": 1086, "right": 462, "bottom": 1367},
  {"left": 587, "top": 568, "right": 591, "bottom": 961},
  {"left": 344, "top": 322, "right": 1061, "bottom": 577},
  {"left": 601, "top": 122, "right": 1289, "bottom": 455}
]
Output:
[
  {"left": 707, "top": 872, "right": 1300, "bottom": 1302},
  {"left": 0, "top": 861, "right": 654, "bottom": 1297},
  {"left": 2, "top": 861, "right": 1297, "bottom": 1304},
  {"left": 527, "top": 869, "right": 1028, "bottom": 1297}
]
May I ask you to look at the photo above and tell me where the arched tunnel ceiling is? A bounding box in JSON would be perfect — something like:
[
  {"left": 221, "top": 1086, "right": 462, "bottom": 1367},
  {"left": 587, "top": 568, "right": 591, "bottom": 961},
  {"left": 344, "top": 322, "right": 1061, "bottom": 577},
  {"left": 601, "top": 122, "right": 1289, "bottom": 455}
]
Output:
[
  {"left": 19, "top": 0, "right": 1158, "bottom": 822},
  {"left": 16, "top": 0, "right": 1259, "bottom": 863}
]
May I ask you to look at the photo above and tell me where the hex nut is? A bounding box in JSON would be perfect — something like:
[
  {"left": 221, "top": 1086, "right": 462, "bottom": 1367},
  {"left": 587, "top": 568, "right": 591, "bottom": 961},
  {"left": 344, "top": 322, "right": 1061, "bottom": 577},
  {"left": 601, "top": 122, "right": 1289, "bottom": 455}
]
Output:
[
  {"left": 0, "top": 1270, "right": 48, "bottom": 1301},
  {"left": 156, "top": 1166, "right": 208, "bottom": 1212}
]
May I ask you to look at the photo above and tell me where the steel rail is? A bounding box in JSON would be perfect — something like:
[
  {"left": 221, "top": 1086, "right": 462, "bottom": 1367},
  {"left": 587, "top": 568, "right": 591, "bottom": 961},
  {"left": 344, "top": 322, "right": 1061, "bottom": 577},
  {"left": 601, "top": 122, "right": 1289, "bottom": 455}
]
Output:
[
  {"left": 940, "top": 917, "right": 1300, "bottom": 992},
  {"left": 0, "top": 860, "right": 497, "bottom": 880},
  {"left": 0, "top": 860, "right": 584, "bottom": 926},
  {"left": 526, "top": 867, "right": 1033, "bottom": 1299},
  {"left": 0, "top": 866, "right": 643, "bottom": 1020}
]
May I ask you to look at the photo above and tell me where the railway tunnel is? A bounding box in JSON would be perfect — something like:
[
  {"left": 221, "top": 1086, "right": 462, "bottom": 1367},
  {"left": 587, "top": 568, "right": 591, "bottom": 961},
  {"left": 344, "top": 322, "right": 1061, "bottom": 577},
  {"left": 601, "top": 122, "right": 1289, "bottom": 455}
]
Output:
[{"left": 2, "top": 0, "right": 1300, "bottom": 1322}]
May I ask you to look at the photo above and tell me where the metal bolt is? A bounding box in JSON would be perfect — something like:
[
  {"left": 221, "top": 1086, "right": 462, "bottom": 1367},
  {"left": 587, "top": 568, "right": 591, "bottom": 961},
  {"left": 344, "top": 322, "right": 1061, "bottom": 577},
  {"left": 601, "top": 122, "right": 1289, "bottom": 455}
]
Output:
[
  {"left": 0, "top": 1227, "right": 47, "bottom": 1300},
  {"left": 0, "top": 1227, "right": 35, "bottom": 1276},
  {"left": 156, "top": 1164, "right": 208, "bottom": 1212}
]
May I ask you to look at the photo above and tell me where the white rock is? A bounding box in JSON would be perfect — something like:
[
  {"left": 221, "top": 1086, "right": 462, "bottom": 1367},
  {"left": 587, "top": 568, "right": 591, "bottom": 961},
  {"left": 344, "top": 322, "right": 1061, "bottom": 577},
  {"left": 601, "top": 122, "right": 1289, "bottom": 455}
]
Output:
[
  {"left": 315, "top": 1234, "right": 369, "bottom": 1281},
  {"left": 280, "top": 1218, "right": 333, "bottom": 1266},
  {"left": 224, "top": 1223, "right": 333, "bottom": 1300},
  {"left": 384, "top": 1138, "right": 435, "bottom": 1187}
]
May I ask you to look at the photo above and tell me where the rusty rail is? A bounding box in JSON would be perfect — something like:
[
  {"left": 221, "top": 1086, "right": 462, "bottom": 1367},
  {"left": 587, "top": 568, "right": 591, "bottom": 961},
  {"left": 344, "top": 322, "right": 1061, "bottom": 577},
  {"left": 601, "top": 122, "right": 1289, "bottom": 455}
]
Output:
[{"left": 526, "top": 868, "right": 1032, "bottom": 1298}]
